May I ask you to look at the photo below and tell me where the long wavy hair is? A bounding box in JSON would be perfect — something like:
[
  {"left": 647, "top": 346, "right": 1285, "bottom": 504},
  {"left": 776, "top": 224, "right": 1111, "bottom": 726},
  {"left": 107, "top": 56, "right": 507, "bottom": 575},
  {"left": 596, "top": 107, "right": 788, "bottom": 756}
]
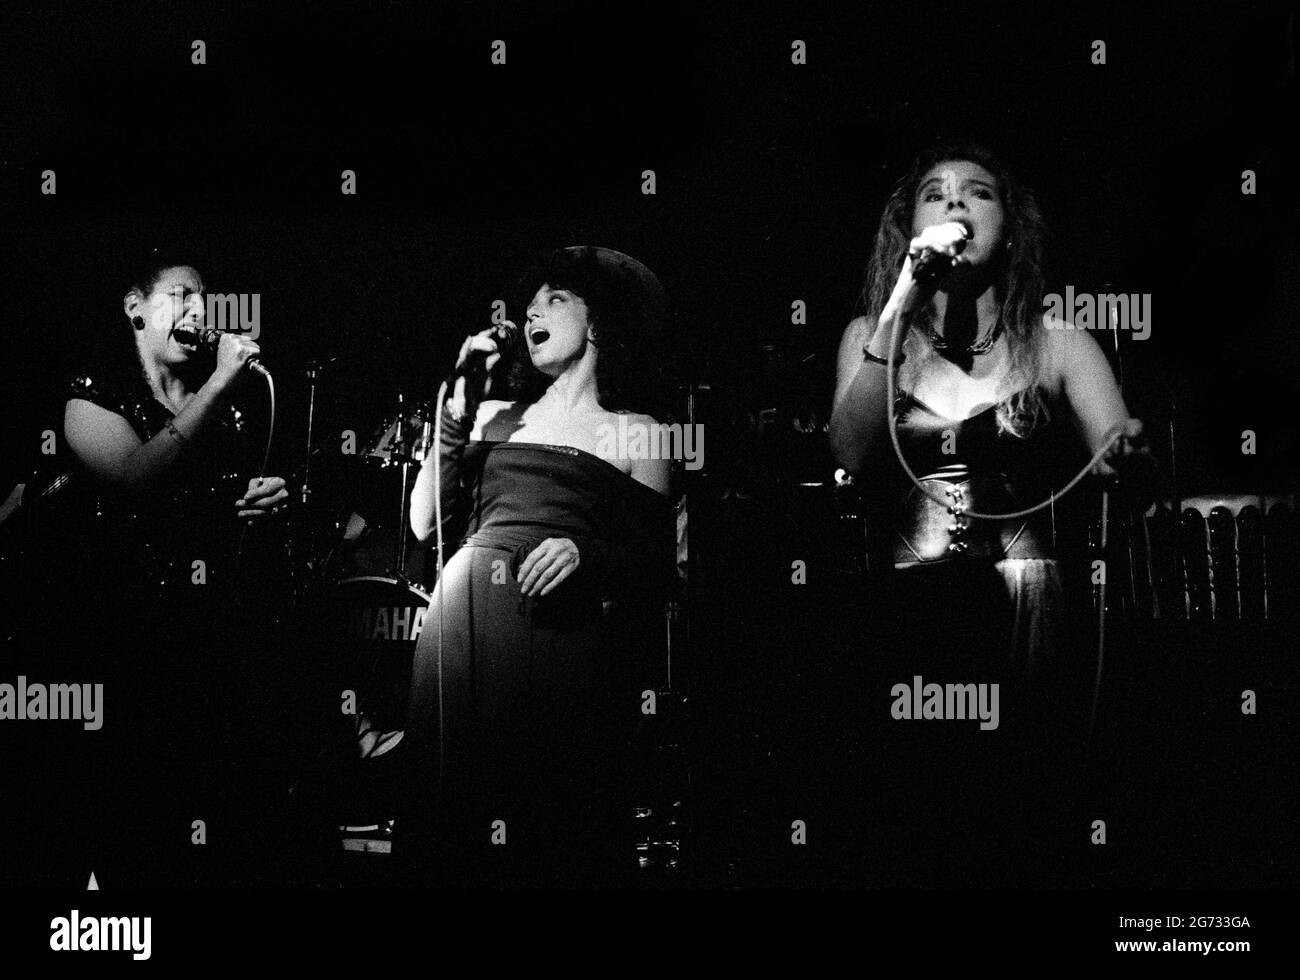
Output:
[
  {"left": 860, "top": 139, "right": 1050, "bottom": 436},
  {"left": 497, "top": 247, "right": 669, "bottom": 419}
]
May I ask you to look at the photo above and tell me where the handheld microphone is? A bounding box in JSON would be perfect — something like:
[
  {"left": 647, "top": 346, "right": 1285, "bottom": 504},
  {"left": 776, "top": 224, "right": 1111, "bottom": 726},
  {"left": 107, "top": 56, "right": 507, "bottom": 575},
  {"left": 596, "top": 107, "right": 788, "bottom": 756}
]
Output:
[
  {"left": 910, "top": 220, "right": 972, "bottom": 286},
  {"left": 455, "top": 321, "right": 521, "bottom": 379},
  {"left": 197, "top": 327, "right": 271, "bottom": 377}
]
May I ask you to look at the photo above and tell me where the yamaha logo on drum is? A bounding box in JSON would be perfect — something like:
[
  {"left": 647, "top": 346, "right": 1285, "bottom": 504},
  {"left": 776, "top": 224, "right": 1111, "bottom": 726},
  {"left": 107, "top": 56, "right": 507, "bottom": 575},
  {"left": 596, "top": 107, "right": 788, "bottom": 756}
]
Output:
[
  {"left": 337, "top": 577, "right": 433, "bottom": 643},
  {"left": 351, "top": 603, "right": 428, "bottom": 642}
]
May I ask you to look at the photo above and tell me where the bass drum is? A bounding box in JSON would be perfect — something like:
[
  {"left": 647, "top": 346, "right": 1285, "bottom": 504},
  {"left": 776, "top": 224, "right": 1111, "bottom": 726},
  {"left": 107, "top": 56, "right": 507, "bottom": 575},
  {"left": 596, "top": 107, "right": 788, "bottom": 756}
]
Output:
[{"left": 323, "top": 575, "right": 431, "bottom": 835}]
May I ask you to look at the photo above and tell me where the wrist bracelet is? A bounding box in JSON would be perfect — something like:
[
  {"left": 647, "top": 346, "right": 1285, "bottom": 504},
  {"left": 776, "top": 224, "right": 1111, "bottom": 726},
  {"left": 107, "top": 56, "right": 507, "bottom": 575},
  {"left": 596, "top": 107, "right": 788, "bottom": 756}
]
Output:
[
  {"left": 164, "top": 418, "right": 190, "bottom": 448},
  {"left": 863, "top": 348, "right": 905, "bottom": 368}
]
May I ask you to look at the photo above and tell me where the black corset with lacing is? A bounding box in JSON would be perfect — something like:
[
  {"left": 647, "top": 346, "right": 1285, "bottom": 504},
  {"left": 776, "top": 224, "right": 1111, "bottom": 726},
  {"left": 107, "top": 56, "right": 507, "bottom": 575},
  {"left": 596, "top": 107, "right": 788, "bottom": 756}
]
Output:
[{"left": 889, "top": 389, "right": 1062, "bottom": 567}]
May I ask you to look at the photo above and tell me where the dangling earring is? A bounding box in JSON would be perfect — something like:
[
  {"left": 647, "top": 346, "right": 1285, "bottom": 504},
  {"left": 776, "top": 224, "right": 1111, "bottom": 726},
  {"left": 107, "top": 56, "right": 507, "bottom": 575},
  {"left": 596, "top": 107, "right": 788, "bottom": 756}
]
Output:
[{"left": 131, "top": 316, "right": 145, "bottom": 330}]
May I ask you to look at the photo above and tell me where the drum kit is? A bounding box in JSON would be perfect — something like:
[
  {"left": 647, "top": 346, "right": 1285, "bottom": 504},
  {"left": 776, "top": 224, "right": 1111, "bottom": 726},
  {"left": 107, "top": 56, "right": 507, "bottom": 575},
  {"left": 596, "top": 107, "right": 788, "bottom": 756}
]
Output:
[{"left": 295, "top": 368, "right": 445, "bottom": 842}]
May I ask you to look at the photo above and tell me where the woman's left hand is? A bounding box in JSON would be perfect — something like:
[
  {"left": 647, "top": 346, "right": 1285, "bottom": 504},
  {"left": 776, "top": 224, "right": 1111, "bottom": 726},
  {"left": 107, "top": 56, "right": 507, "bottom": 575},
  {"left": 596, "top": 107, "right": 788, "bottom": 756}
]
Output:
[
  {"left": 236, "top": 476, "right": 289, "bottom": 521},
  {"left": 518, "top": 537, "right": 581, "bottom": 596},
  {"left": 1094, "top": 418, "right": 1148, "bottom": 479}
]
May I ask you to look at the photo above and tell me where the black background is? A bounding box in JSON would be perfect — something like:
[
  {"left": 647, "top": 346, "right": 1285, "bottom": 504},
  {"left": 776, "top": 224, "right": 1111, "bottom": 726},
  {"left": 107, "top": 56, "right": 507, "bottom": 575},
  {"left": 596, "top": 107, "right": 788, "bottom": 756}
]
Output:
[
  {"left": 3, "top": 0, "right": 1297, "bottom": 488},
  {"left": 1, "top": 0, "right": 1297, "bottom": 894}
]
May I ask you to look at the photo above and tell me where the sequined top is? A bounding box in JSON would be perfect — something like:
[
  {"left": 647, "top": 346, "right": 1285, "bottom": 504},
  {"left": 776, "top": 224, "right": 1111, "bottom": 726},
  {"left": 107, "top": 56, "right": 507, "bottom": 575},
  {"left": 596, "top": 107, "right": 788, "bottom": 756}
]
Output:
[{"left": 61, "top": 367, "right": 249, "bottom": 601}]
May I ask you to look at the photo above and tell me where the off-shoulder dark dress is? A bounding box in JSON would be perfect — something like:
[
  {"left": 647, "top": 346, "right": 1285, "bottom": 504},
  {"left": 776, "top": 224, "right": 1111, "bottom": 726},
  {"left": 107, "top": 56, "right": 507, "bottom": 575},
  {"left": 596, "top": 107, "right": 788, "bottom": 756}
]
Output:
[{"left": 402, "top": 410, "right": 674, "bottom": 885}]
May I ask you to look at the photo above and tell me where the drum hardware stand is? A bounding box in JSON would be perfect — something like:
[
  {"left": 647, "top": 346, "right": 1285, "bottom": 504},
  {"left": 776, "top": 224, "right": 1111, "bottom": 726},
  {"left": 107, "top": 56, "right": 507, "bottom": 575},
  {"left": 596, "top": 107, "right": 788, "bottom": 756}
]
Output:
[
  {"left": 300, "top": 356, "right": 340, "bottom": 506},
  {"left": 295, "top": 357, "right": 337, "bottom": 602}
]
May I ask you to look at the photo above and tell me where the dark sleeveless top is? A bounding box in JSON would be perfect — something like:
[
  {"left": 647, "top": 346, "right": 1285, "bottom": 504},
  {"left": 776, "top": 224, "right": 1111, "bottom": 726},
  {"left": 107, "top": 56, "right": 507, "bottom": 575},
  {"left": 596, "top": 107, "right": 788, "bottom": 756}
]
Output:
[
  {"left": 449, "top": 440, "right": 675, "bottom": 602},
  {"left": 889, "top": 388, "right": 1065, "bottom": 567}
]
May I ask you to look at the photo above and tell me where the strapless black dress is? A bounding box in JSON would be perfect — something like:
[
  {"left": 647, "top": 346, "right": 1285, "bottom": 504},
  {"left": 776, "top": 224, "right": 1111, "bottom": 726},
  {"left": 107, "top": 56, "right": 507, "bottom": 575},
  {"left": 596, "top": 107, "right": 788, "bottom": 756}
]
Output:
[{"left": 402, "top": 423, "right": 674, "bottom": 885}]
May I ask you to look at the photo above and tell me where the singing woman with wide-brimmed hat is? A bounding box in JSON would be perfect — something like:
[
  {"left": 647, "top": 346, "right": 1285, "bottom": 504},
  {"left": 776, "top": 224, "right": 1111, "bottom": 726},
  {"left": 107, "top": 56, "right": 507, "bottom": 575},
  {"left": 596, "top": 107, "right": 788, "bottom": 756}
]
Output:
[{"left": 403, "top": 246, "right": 676, "bottom": 885}]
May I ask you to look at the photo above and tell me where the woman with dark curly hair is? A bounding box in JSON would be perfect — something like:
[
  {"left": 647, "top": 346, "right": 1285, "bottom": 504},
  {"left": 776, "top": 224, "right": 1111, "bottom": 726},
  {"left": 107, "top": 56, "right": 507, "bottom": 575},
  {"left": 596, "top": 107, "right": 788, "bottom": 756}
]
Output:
[
  {"left": 828, "top": 141, "right": 1147, "bottom": 885},
  {"left": 50, "top": 248, "right": 293, "bottom": 887},
  {"left": 403, "top": 246, "right": 676, "bottom": 886}
]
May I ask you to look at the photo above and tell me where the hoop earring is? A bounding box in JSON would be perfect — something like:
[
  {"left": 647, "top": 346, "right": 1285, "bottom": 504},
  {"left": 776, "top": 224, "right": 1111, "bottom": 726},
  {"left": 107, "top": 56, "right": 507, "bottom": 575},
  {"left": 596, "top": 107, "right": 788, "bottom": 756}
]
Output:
[{"left": 131, "top": 316, "right": 145, "bottom": 330}]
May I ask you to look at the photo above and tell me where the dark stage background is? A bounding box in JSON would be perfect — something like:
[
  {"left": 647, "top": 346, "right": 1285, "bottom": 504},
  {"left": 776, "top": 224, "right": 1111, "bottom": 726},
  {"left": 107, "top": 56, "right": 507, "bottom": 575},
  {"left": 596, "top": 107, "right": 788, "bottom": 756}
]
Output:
[{"left": 1, "top": 0, "right": 1297, "bottom": 891}]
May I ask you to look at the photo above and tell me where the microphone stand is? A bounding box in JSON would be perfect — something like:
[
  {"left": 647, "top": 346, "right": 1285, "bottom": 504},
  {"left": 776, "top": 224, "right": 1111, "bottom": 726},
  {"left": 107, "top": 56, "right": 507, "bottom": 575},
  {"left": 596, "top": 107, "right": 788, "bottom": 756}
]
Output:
[
  {"left": 1091, "top": 286, "right": 1123, "bottom": 741},
  {"left": 395, "top": 392, "right": 412, "bottom": 579},
  {"left": 1090, "top": 486, "right": 1110, "bottom": 743},
  {"left": 302, "top": 360, "right": 324, "bottom": 508}
]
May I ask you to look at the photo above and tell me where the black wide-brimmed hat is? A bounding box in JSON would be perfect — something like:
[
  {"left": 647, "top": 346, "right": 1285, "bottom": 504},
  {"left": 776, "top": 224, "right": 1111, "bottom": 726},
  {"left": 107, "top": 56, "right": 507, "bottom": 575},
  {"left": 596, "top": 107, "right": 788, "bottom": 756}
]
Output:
[{"left": 558, "top": 245, "right": 668, "bottom": 319}]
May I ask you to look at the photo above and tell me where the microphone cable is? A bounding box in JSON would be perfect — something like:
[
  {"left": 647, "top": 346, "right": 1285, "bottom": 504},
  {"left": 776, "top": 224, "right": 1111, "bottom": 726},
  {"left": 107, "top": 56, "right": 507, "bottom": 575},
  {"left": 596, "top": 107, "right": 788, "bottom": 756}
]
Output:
[
  {"left": 881, "top": 307, "right": 1143, "bottom": 746},
  {"left": 883, "top": 308, "right": 1127, "bottom": 520},
  {"left": 432, "top": 377, "right": 450, "bottom": 785},
  {"left": 233, "top": 367, "right": 276, "bottom": 604}
]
